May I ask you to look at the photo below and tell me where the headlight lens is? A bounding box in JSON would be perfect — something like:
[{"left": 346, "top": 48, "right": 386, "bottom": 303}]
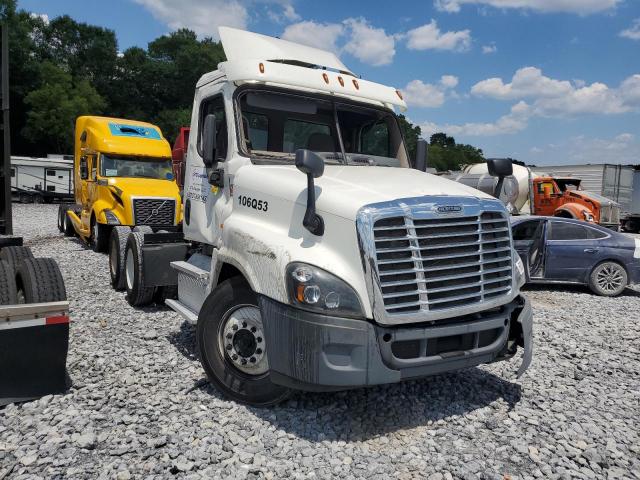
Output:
[
  {"left": 514, "top": 250, "right": 526, "bottom": 289},
  {"left": 104, "top": 209, "right": 120, "bottom": 225},
  {"left": 286, "top": 263, "right": 364, "bottom": 318},
  {"left": 583, "top": 211, "right": 594, "bottom": 222}
]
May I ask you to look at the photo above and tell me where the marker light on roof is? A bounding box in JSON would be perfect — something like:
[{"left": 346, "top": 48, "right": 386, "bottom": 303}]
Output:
[
  {"left": 352, "top": 79, "right": 359, "bottom": 90},
  {"left": 259, "top": 62, "right": 265, "bottom": 73},
  {"left": 395, "top": 89, "right": 403, "bottom": 100},
  {"left": 338, "top": 76, "right": 344, "bottom": 87},
  {"left": 322, "top": 73, "right": 329, "bottom": 84}
]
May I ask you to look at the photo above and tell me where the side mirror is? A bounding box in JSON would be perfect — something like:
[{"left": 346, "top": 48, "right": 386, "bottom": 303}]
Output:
[
  {"left": 295, "top": 149, "right": 325, "bottom": 236},
  {"left": 80, "top": 157, "right": 88, "bottom": 180},
  {"left": 487, "top": 158, "right": 513, "bottom": 198},
  {"left": 414, "top": 139, "right": 428, "bottom": 172},
  {"left": 202, "top": 114, "right": 217, "bottom": 167}
]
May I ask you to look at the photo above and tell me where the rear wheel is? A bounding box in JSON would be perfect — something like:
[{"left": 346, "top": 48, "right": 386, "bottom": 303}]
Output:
[
  {"left": 0, "top": 260, "right": 18, "bottom": 305},
  {"left": 0, "top": 246, "right": 34, "bottom": 269},
  {"left": 57, "top": 204, "right": 67, "bottom": 232},
  {"left": 197, "top": 277, "right": 291, "bottom": 406},
  {"left": 19, "top": 193, "right": 31, "bottom": 204},
  {"left": 64, "top": 211, "right": 75, "bottom": 237},
  {"left": 589, "top": 261, "right": 627, "bottom": 297},
  {"left": 124, "top": 232, "right": 155, "bottom": 306},
  {"left": 16, "top": 258, "right": 67, "bottom": 303},
  {"left": 33, "top": 194, "right": 44, "bottom": 204},
  {"left": 109, "top": 226, "right": 131, "bottom": 290}
]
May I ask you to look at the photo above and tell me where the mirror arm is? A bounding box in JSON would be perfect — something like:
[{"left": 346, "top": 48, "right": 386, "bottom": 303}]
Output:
[
  {"left": 303, "top": 173, "right": 324, "bottom": 236},
  {"left": 494, "top": 176, "right": 505, "bottom": 198}
]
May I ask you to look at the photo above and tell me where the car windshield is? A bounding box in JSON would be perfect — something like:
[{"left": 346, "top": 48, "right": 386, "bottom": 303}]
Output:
[
  {"left": 101, "top": 155, "right": 173, "bottom": 180},
  {"left": 238, "top": 90, "right": 410, "bottom": 167}
]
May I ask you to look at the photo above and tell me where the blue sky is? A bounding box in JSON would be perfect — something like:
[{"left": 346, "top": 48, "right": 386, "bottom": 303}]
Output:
[{"left": 19, "top": 0, "right": 640, "bottom": 165}]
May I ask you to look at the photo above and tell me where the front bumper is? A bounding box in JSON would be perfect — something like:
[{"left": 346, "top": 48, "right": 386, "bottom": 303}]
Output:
[{"left": 259, "top": 295, "right": 533, "bottom": 392}]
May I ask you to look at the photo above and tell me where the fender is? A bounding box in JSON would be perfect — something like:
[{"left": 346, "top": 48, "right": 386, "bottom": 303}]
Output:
[
  {"left": 554, "top": 202, "right": 595, "bottom": 223},
  {"left": 92, "top": 197, "right": 126, "bottom": 225}
]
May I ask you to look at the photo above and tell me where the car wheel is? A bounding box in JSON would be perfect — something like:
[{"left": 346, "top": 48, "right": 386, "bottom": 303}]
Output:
[
  {"left": 589, "top": 261, "right": 628, "bottom": 297},
  {"left": 109, "top": 226, "right": 131, "bottom": 290},
  {"left": 197, "top": 277, "right": 291, "bottom": 406},
  {"left": 124, "top": 231, "right": 155, "bottom": 306}
]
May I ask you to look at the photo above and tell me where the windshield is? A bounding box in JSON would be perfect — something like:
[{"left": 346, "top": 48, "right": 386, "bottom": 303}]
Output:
[
  {"left": 100, "top": 155, "right": 173, "bottom": 180},
  {"left": 238, "top": 90, "right": 410, "bottom": 167}
]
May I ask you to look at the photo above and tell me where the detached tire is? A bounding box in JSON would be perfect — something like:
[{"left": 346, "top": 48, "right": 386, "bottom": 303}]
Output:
[
  {"left": 64, "top": 211, "right": 75, "bottom": 237},
  {"left": 0, "top": 260, "right": 18, "bottom": 305},
  {"left": 124, "top": 231, "right": 155, "bottom": 306},
  {"left": 16, "top": 258, "right": 67, "bottom": 303},
  {"left": 589, "top": 261, "right": 628, "bottom": 297},
  {"left": 197, "top": 277, "right": 291, "bottom": 406},
  {"left": 0, "top": 246, "right": 34, "bottom": 269},
  {"left": 109, "top": 226, "right": 131, "bottom": 290}
]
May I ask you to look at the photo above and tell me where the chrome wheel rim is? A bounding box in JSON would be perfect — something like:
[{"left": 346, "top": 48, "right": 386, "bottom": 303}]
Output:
[
  {"left": 125, "top": 248, "right": 135, "bottom": 290},
  {"left": 596, "top": 264, "right": 624, "bottom": 293},
  {"left": 218, "top": 305, "right": 268, "bottom": 375}
]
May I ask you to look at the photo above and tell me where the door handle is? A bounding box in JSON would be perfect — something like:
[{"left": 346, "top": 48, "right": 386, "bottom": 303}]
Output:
[{"left": 584, "top": 248, "right": 599, "bottom": 253}]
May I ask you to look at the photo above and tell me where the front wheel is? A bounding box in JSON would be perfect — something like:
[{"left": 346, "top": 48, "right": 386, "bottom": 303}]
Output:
[
  {"left": 91, "top": 221, "right": 109, "bottom": 253},
  {"left": 589, "top": 261, "right": 628, "bottom": 297},
  {"left": 124, "top": 231, "right": 155, "bottom": 306},
  {"left": 197, "top": 277, "right": 291, "bottom": 406}
]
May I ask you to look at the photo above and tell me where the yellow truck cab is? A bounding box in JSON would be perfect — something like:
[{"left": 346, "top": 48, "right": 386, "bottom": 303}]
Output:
[{"left": 61, "top": 116, "right": 182, "bottom": 252}]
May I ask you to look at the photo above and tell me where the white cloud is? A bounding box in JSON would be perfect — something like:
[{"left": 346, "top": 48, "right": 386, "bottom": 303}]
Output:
[
  {"left": 620, "top": 18, "right": 640, "bottom": 41},
  {"left": 472, "top": 68, "right": 640, "bottom": 117},
  {"left": 134, "top": 0, "right": 248, "bottom": 38},
  {"left": 342, "top": 18, "right": 396, "bottom": 66},
  {"left": 267, "top": 4, "right": 301, "bottom": 23},
  {"left": 281, "top": 21, "right": 345, "bottom": 53},
  {"left": 406, "top": 20, "right": 471, "bottom": 52},
  {"left": 564, "top": 134, "right": 640, "bottom": 164},
  {"left": 482, "top": 44, "right": 497, "bottom": 54},
  {"left": 403, "top": 75, "right": 459, "bottom": 108},
  {"left": 29, "top": 12, "right": 49, "bottom": 24},
  {"left": 434, "top": 0, "right": 622, "bottom": 15}
]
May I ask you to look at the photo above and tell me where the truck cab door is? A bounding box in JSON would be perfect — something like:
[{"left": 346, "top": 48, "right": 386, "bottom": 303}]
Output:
[
  {"left": 78, "top": 156, "right": 90, "bottom": 209},
  {"left": 183, "top": 86, "right": 229, "bottom": 245}
]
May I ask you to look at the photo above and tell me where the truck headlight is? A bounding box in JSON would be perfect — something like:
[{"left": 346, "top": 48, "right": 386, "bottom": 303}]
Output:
[
  {"left": 286, "top": 262, "right": 364, "bottom": 318},
  {"left": 104, "top": 209, "right": 120, "bottom": 225},
  {"left": 583, "top": 211, "right": 594, "bottom": 222},
  {"left": 514, "top": 251, "right": 526, "bottom": 289}
]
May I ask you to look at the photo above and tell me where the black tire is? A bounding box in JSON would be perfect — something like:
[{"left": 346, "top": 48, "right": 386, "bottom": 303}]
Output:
[
  {"left": 0, "top": 246, "right": 34, "bottom": 269},
  {"left": 132, "top": 225, "right": 153, "bottom": 234},
  {"left": 57, "top": 204, "right": 66, "bottom": 232},
  {"left": 109, "top": 226, "right": 131, "bottom": 290},
  {"left": 91, "top": 220, "right": 109, "bottom": 253},
  {"left": 197, "top": 277, "right": 292, "bottom": 406},
  {"left": 16, "top": 258, "right": 67, "bottom": 303},
  {"left": 33, "top": 194, "right": 44, "bottom": 204},
  {"left": 588, "top": 261, "right": 628, "bottom": 297},
  {"left": 0, "top": 260, "right": 18, "bottom": 305},
  {"left": 124, "top": 231, "right": 155, "bottom": 306},
  {"left": 19, "top": 193, "right": 32, "bottom": 204},
  {"left": 64, "top": 211, "right": 75, "bottom": 237}
]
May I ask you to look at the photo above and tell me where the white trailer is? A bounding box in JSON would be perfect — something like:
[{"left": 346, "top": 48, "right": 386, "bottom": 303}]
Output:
[
  {"left": 10, "top": 156, "right": 74, "bottom": 203},
  {"left": 108, "top": 27, "right": 533, "bottom": 405}
]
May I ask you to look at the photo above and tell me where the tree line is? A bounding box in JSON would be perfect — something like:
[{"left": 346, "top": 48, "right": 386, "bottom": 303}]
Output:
[{"left": 2, "top": 0, "right": 484, "bottom": 171}]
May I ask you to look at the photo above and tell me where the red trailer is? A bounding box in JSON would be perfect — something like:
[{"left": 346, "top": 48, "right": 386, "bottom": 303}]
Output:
[{"left": 172, "top": 127, "right": 190, "bottom": 189}]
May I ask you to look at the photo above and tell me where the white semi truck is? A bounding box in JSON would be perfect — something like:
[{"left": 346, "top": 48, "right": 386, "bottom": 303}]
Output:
[{"left": 113, "top": 27, "right": 533, "bottom": 405}]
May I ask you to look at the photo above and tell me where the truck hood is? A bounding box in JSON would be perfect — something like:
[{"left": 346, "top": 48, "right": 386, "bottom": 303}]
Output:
[
  {"left": 236, "top": 164, "right": 495, "bottom": 221},
  {"left": 105, "top": 177, "right": 180, "bottom": 198}
]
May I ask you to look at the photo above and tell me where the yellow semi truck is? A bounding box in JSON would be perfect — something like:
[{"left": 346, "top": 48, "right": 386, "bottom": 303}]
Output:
[{"left": 60, "top": 117, "right": 182, "bottom": 258}]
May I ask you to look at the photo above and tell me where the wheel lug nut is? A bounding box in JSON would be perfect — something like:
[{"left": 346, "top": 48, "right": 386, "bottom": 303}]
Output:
[
  {"left": 226, "top": 344, "right": 232, "bottom": 350},
  {"left": 242, "top": 322, "right": 247, "bottom": 328},
  {"left": 256, "top": 348, "right": 262, "bottom": 354},
  {"left": 250, "top": 357, "right": 256, "bottom": 363},
  {"left": 251, "top": 326, "right": 257, "bottom": 333},
  {"left": 226, "top": 333, "right": 233, "bottom": 339},
  {"left": 232, "top": 324, "right": 238, "bottom": 331},
  {"left": 241, "top": 358, "right": 247, "bottom": 365},
  {"left": 232, "top": 354, "right": 238, "bottom": 360},
  {"left": 257, "top": 337, "right": 262, "bottom": 343}
]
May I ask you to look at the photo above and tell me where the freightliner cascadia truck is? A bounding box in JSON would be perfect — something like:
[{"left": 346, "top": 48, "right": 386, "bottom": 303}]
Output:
[{"left": 117, "top": 27, "right": 533, "bottom": 405}]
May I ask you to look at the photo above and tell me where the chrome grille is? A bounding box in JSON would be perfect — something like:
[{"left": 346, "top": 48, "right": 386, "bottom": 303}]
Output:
[
  {"left": 373, "top": 212, "right": 512, "bottom": 314},
  {"left": 133, "top": 198, "right": 176, "bottom": 226}
]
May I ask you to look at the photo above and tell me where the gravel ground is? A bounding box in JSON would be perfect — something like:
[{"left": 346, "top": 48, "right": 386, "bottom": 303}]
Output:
[{"left": 1, "top": 203, "right": 639, "bottom": 480}]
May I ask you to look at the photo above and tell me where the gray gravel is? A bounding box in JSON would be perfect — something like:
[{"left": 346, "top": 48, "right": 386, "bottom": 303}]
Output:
[{"left": 1, "top": 203, "right": 639, "bottom": 480}]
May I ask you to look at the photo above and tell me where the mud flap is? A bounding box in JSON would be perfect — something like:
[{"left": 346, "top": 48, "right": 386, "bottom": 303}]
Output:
[
  {"left": 0, "top": 302, "right": 70, "bottom": 406},
  {"left": 516, "top": 296, "right": 533, "bottom": 377}
]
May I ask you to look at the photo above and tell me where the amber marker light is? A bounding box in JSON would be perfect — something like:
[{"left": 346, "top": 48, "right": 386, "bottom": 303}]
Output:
[
  {"left": 396, "top": 89, "right": 403, "bottom": 100},
  {"left": 259, "top": 62, "right": 265, "bottom": 73},
  {"left": 322, "top": 73, "right": 329, "bottom": 84},
  {"left": 338, "top": 76, "right": 344, "bottom": 87},
  {"left": 352, "top": 79, "right": 359, "bottom": 90}
]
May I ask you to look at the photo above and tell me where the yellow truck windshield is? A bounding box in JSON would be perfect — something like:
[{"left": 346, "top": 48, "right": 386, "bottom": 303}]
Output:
[{"left": 101, "top": 155, "right": 173, "bottom": 180}]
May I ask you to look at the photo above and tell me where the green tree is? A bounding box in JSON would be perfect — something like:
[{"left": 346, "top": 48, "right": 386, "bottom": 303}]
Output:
[
  {"left": 430, "top": 132, "right": 455, "bottom": 148},
  {"left": 22, "top": 62, "right": 105, "bottom": 153},
  {"left": 397, "top": 114, "right": 421, "bottom": 162},
  {"left": 153, "top": 108, "right": 192, "bottom": 144}
]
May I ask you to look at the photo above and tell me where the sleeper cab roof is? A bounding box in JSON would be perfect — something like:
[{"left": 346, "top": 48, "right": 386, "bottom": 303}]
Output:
[{"left": 76, "top": 116, "right": 171, "bottom": 158}]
